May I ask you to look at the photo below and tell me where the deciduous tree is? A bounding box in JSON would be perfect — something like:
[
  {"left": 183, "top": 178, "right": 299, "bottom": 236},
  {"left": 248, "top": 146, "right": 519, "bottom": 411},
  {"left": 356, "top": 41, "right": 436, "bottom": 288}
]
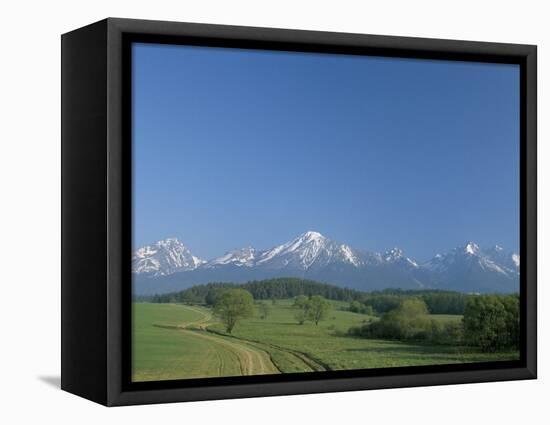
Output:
[
  {"left": 307, "top": 295, "right": 332, "bottom": 326},
  {"left": 293, "top": 295, "right": 309, "bottom": 325},
  {"left": 213, "top": 289, "right": 254, "bottom": 333}
]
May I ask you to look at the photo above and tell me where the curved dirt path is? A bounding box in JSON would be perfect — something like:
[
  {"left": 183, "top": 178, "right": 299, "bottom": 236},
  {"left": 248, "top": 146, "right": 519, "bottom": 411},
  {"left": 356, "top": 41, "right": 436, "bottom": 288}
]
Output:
[
  {"left": 206, "top": 329, "right": 328, "bottom": 372},
  {"left": 171, "top": 305, "right": 279, "bottom": 376},
  {"left": 182, "top": 328, "right": 277, "bottom": 375},
  {"left": 175, "top": 305, "right": 213, "bottom": 329},
  {"left": 156, "top": 304, "right": 326, "bottom": 376},
  {"left": 179, "top": 305, "right": 327, "bottom": 373}
]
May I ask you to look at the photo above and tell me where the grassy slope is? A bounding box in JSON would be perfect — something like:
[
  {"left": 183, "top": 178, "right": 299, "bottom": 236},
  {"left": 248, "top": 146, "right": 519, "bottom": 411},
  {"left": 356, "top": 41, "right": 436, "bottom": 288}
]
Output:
[
  {"left": 133, "top": 300, "right": 519, "bottom": 381},
  {"left": 133, "top": 303, "right": 281, "bottom": 381},
  {"left": 132, "top": 303, "right": 243, "bottom": 381},
  {"left": 209, "top": 299, "right": 519, "bottom": 371}
]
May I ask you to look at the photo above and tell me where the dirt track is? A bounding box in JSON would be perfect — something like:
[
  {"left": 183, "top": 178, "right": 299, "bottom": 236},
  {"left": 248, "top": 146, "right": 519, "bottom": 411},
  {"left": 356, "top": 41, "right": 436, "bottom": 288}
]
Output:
[
  {"left": 176, "top": 306, "right": 279, "bottom": 376},
  {"left": 157, "top": 305, "right": 327, "bottom": 376}
]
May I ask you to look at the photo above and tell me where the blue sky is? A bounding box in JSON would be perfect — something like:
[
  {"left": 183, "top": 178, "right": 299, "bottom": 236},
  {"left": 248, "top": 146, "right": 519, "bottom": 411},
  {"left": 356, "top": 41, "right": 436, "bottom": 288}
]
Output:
[{"left": 132, "top": 43, "right": 519, "bottom": 261}]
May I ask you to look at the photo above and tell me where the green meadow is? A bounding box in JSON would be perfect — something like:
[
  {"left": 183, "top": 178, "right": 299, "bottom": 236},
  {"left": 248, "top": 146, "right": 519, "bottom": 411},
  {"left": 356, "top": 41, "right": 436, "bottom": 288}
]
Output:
[{"left": 132, "top": 299, "right": 518, "bottom": 382}]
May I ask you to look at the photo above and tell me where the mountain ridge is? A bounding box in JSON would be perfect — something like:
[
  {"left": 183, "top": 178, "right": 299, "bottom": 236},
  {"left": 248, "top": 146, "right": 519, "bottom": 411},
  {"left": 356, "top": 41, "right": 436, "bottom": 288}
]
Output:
[{"left": 132, "top": 231, "right": 519, "bottom": 295}]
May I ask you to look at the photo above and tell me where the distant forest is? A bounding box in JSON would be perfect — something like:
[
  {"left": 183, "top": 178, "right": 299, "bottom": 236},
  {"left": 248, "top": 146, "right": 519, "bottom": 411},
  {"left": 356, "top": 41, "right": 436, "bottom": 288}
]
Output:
[{"left": 135, "top": 277, "right": 476, "bottom": 315}]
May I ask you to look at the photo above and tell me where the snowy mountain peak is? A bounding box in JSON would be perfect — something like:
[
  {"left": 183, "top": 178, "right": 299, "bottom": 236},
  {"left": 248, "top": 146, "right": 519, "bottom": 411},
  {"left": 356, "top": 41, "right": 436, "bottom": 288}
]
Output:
[
  {"left": 132, "top": 233, "right": 519, "bottom": 294},
  {"left": 464, "top": 241, "right": 480, "bottom": 255},
  {"left": 206, "top": 246, "right": 257, "bottom": 268},
  {"left": 246, "top": 230, "right": 367, "bottom": 270},
  {"left": 256, "top": 230, "right": 330, "bottom": 269},
  {"left": 423, "top": 240, "right": 520, "bottom": 292},
  {"left": 283, "top": 231, "right": 327, "bottom": 252},
  {"left": 132, "top": 238, "right": 204, "bottom": 276},
  {"left": 384, "top": 247, "right": 404, "bottom": 260},
  {"left": 482, "top": 245, "right": 520, "bottom": 272},
  {"left": 383, "top": 247, "right": 418, "bottom": 268},
  {"left": 301, "top": 230, "right": 325, "bottom": 241}
]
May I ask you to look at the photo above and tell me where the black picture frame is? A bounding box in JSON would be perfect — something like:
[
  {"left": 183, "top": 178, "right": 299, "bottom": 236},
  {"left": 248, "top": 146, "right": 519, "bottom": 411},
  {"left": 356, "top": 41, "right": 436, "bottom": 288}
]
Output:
[{"left": 61, "top": 17, "right": 537, "bottom": 406}]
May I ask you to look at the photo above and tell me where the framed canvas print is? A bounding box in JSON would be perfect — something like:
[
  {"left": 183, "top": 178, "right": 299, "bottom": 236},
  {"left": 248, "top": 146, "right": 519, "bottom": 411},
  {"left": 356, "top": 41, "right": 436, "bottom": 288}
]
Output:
[{"left": 61, "top": 18, "right": 537, "bottom": 406}]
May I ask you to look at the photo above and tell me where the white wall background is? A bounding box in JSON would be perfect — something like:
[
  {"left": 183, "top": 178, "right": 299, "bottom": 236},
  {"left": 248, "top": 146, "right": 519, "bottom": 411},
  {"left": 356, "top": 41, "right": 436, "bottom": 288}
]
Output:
[{"left": 0, "top": 0, "right": 546, "bottom": 423}]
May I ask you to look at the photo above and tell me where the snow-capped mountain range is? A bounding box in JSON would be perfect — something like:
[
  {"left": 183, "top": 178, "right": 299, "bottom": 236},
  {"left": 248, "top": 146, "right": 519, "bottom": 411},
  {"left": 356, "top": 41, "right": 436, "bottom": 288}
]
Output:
[
  {"left": 132, "top": 238, "right": 205, "bottom": 276},
  {"left": 132, "top": 231, "right": 519, "bottom": 295}
]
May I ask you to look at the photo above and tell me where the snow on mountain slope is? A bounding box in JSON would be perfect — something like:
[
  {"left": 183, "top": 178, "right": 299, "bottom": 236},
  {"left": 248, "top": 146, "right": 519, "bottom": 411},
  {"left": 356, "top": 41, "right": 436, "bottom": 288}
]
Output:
[
  {"left": 131, "top": 232, "right": 520, "bottom": 294},
  {"left": 132, "top": 238, "right": 204, "bottom": 276},
  {"left": 205, "top": 247, "right": 257, "bottom": 268},
  {"left": 383, "top": 247, "right": 419, "bottom": 268},
  {"left": 483, "top": 245, "right": 520, "bottom": 273},
  {"left": 201, "top": 231, "right": 367, "bottom": 271},
  {"left": 255, "top": 231, "right": 363, "bottom": 270},
  {"left": 424, "top": 242, "right": 515, "bottom": 277},
  {"left": 421, "top": 241, "right": 519, "bottom": 292}
]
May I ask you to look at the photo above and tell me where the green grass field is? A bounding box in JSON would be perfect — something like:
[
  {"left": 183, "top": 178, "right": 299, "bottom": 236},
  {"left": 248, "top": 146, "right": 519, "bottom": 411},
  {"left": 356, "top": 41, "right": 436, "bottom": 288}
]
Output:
[
  {"left": 132, "top": 300, "right": 519, "bottom": 382},
  {"left": 132, "top": 303, "right": 278, "bottom": 381}
]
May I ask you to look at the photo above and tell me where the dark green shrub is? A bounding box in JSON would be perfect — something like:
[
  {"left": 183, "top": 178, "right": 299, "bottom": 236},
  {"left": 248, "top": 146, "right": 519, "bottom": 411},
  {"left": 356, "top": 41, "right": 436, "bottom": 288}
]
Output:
[
  {"left": 348, "top": 298, "right": 464, "bottom": 345},
  {"left": 463, "top": 294, "right": 519, "bottom": 352}
]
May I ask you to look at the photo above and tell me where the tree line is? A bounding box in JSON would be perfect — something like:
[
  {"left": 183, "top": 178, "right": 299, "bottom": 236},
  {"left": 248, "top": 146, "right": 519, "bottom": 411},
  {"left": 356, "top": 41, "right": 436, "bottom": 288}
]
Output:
[
  {"left": 142, "top": 278, "right": 469, "bottom": 316},
  {"left": 349, "top": 289, "right": 468, "bottom": 315},
  {"left": 145, "top": 278, "right": 365, "bottom": 305},
  {"left": 348, "top": 294, "right": 519, "bottom": 352}
]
